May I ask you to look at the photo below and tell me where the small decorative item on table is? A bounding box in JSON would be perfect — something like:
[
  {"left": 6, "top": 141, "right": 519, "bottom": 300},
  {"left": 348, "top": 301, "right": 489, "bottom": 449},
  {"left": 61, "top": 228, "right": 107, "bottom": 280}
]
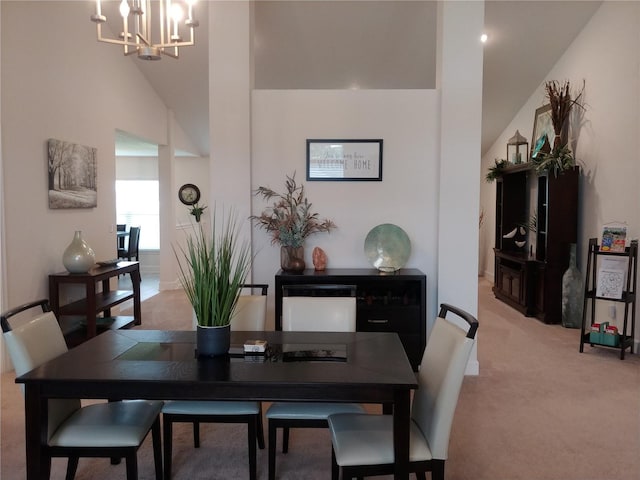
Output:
[
  {"left": 244, "top": 340, "right": 268, "bottom": 354},
  {"left": 312, "top": 246, "right": 328, "bottom": 271},
  {"left": 364, "top": 224, "right": 411, "bottom": 273}
]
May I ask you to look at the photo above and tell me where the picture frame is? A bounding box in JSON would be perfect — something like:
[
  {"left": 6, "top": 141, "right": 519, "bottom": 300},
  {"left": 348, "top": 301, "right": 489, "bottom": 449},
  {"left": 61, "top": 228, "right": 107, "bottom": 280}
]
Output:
[
  {"left": 47, "top": 138, "right": 97, "bottom": 209},
  {"left": 306, "top": 139, "right": 383, "bottom": 181},
  {"left": 530, "top": 104, "right": 554, "bottom": 160}
]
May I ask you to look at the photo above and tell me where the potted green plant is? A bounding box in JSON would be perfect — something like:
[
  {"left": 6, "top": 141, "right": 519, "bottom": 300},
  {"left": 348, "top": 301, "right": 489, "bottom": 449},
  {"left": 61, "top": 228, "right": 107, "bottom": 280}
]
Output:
[
  {"left": 251, "top": 173, "right": 336, "bottom": 272},
  {"left": 174, "top": 208, "right": 252, "bottom": 357}
]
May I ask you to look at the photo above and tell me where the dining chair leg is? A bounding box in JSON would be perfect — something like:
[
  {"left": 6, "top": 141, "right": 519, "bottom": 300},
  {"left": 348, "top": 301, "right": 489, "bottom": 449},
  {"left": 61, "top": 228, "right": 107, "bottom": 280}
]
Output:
[
  {"left": 331, "top": 448, "right": 339, "bottom": 480},
  {"left": 257, "top": 405, "right": 265, "bottom": 449},
  {"left": 432, "top": 460, "right": 445, "bottom": 480},
  {"left": 44, "top": 455, "right": 53, "bottom": 480},
  {"left": 125, "top": 452, "right": 138, "bottom": 480},
  {"left": 415, "top": 472, "right": 427, "bottom": 480},
  {"left": 193, "top": 421, "right": 201, "bottom": 448},
  {"left": 152, "top": 417, "right": 163, "bottom": 480},
  {"left": 268, "top": 420, "right": 277, "bottom": 480},
  {"left": 282, "top": 426, "right": 290, "bottom": 453},
  {"left": 163, "top": 417, "right": 173, "bottom": 480},
  {"left": 65, "top": 456, "right": 79, "bottom": 480},
  {"left": 248, "top": 417, "right": 258, "bottom": 480}
]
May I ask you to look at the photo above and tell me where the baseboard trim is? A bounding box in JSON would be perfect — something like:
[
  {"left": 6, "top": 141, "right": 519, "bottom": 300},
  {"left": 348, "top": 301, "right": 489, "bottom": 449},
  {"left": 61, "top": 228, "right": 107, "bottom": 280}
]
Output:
[{"left": 159, "top": 279, "right": 182, "bottom": 291}]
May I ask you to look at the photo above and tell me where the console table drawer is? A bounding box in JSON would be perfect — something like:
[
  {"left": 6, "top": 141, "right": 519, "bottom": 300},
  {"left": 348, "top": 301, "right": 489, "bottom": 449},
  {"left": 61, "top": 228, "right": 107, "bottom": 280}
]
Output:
[{"left": 357, "top": 306, "right": 421, "bottom": 334}]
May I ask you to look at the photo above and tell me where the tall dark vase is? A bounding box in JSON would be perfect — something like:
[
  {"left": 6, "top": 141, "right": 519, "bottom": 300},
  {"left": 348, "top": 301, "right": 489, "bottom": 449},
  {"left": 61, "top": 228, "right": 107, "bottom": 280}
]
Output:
[
  {"left": 196, "top": 324, "right": 231, "bottom": 357},
  {"left": 561, "top": 243, "right": 583, "bottom": 328},
  {"left": 280, "top": 245, "right": 305, "bottom": 273}
]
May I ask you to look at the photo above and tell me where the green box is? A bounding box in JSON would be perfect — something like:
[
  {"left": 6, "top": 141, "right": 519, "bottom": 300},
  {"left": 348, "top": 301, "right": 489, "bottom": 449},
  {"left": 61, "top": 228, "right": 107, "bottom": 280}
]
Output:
[
  {"left": 601, "top": 332, "right": 620, "bottom": 347},
  {"left": 589, "top": 322, "right": 620, "bottom": 347},
  {"left": 589, "top": 331, "right": 603, "bottom": 344},
  {"left": 589, "top": 322, "right": 606, "bottom": 344}
]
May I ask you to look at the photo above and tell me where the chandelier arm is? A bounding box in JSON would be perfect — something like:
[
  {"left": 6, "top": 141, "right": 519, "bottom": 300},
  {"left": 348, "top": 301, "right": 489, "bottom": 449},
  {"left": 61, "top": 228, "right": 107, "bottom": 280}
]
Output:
[
  {"left": 136, "top": 33, "right": 151, "bottom": 47},
  {"left": 92, "top": 0, "right": 198, "bottom": 60}
]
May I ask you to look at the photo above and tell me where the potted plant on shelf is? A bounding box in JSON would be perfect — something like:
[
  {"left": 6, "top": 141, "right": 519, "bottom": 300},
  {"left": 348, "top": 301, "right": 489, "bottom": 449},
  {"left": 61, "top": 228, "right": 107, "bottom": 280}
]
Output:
[
  {"left": 174, "top": 208, "right": 252, "bottom": 357},
  {"left": 531, "top": 143, "right": 576, "bottom": 177},
  {"left": 251, "top": 173, "right": 336, "bottom": 273},
  {"left": 485, "top": 158, "right": 509, "bottom": 183}
]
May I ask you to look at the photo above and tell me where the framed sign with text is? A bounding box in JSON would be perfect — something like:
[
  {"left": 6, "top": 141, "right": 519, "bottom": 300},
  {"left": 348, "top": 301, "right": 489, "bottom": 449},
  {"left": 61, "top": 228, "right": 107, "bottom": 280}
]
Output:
[{"left": 306, "top": 139, "right": 383, "bottom": 181}]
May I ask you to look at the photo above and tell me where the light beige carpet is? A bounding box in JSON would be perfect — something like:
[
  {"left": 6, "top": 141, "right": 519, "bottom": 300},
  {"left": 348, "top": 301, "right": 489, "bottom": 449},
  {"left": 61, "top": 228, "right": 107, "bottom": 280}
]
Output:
[{"left": 2, "top": 279, "right": 639, "bottom": 479}]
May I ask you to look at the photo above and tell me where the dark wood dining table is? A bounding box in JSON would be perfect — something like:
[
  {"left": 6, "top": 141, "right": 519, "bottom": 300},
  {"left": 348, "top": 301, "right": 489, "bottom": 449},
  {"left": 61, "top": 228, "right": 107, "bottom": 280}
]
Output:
[{"left": 15, "top": 329, "right": 418, "bottom": 479}]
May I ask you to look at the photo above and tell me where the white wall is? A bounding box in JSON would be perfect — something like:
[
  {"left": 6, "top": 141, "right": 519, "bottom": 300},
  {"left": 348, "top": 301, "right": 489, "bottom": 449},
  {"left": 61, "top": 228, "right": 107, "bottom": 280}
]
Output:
[
  {"left": 1, "top": 1, "right": 483, "bottom": 374},
  {"left": 115, "top": 154, "right": 209, "bottom": 277},
  {"left": 212, "top": 2, "right": 482, "bottom": 371},
  {"left": 252, "top": 89, "right": 439, "bottom": 330},
  {"left": 1, "top": 1, "right": 171, "bottom": 370},
  {"left": 480, "top": 2, "right": 640, "bottom": 342},
  {"left": 116, "top": 155, "right": 209, "bottom": 227}
]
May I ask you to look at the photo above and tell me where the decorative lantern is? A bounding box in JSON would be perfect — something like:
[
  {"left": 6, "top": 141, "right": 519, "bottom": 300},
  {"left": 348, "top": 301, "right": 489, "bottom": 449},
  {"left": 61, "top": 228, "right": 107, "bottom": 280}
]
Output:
[{"left": 507, "top": 130, "right": 529, "bottom": 164}]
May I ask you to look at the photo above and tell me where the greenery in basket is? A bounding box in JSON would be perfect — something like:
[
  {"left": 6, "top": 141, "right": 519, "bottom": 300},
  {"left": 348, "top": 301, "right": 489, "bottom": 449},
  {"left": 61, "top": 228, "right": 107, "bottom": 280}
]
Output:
[
  {"left": 485, "top": 158, "right": 509, "bottom": 183},
  {"left": 251, "top": 173, "right": 336, "bottom": 248},
  {"left": 174, "top": 208, "right": 251, "bottom": 327},
  {"left": 531, "top": 144, "right": 575, "bottom": 177}
]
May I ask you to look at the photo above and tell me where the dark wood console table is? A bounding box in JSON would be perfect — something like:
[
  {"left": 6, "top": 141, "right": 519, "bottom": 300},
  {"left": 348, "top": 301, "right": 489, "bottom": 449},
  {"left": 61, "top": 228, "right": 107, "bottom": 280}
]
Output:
[
  {"left": 275, "top": 268, "right": 426, "bottom": 370},
  {"left": 48, "top": 261, "right": 141, "bottom": 347}
]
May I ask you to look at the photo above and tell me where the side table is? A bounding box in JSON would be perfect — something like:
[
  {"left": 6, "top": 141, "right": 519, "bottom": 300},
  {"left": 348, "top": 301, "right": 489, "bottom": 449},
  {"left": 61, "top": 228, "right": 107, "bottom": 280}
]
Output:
[{"left": 48, "top": 261, "right": 141, "bottom": 347}]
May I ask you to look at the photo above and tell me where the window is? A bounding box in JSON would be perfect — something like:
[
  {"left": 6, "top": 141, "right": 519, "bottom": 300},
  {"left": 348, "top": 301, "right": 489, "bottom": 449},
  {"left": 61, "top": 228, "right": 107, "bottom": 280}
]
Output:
[{"left": 116, "top": 180, "right": 159, "bottom": 250}]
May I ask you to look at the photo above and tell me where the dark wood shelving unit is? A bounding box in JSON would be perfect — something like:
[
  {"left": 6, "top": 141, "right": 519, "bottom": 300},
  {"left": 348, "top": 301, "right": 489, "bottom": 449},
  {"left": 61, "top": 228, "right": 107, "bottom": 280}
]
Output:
[
  {"left": 579, "top": 238, "right": 637, "bottom": 359},
  {"left": 49, "top": 261, "right": 141, "bottom": 347},
  {"left": 493, "top": 163, "right": 579, "bottom": 323}
]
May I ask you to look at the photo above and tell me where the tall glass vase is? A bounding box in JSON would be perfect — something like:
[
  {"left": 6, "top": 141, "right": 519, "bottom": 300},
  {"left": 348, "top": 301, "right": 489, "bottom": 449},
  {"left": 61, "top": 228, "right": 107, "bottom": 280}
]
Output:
[{"left": 561, "top": 243, "right": 583, "bottom": 328}]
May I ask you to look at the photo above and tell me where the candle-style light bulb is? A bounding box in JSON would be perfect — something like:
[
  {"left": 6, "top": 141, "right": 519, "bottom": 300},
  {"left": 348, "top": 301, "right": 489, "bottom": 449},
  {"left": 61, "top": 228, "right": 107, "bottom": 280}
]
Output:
[
  {"left": 170, "top": 4, "right": 183, "bottom": 37},
  {"left": 186, "top": 0, "right": 196, "bottom": 18},
  {"left": 119, "top": 0, "right": 130, "bottom": 18}
]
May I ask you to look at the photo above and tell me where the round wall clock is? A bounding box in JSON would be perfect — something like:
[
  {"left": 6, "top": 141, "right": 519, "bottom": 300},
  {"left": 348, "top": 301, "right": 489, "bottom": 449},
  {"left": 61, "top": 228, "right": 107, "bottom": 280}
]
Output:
[{"left": 178, "top": 183, "right": 201, "bottom": 206}]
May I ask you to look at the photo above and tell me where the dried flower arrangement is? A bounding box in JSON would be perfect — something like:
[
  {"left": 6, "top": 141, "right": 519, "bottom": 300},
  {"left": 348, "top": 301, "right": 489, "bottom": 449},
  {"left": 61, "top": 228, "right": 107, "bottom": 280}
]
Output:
[
  {"left": 531, "top": 80, "right": 585, "bottom": 176},
  {"left": 544, "top": 79, "right": 585, "bottom": 150},
  {"left": 251, "top": 173, "right": 336, "bottom": 248}
]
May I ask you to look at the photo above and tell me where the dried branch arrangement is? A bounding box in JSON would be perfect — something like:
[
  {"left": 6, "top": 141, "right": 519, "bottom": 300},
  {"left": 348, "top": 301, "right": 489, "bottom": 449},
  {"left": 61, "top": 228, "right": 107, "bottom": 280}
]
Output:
[
  {"left": 251, "top": 173, "right": 336, "bottom": 248},
  {"left": 545, "top": 79, "right": 585, "bottom": 150}
]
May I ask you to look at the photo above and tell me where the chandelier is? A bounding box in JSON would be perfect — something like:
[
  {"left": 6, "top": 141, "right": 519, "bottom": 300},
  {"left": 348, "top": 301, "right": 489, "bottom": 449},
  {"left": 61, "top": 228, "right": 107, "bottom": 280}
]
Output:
[{"left": 91, "top": 1, "right": 199, "bottom": 60}]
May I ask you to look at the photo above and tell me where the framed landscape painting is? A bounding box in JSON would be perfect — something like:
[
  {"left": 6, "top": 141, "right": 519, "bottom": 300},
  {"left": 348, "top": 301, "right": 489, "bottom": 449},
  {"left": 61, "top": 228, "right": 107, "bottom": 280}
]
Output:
[{"left": 48, "top": 138, "right": 97, "bottom": 209}]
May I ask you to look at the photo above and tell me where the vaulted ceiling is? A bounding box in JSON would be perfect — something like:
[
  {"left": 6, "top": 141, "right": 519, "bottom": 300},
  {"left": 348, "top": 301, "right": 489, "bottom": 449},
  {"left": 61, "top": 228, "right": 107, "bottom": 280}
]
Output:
[{"left": 114, "top": 1, "right": 602, "bottom": 158}]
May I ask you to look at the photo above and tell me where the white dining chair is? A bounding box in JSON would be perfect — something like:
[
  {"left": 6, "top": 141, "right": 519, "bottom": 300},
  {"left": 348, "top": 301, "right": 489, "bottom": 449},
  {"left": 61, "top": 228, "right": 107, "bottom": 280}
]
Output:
[
  {"left": 0, "top": 299, "right": 163, "bottom": 480},
  {"left": 162, "top": 284, "right": 268, "bottom": 480},
  {"left": 266, "top": 295, "right": 365, "bottom": 480},
  {"left": 327, "top": 303, "right": 479, "bottom": 480}
]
